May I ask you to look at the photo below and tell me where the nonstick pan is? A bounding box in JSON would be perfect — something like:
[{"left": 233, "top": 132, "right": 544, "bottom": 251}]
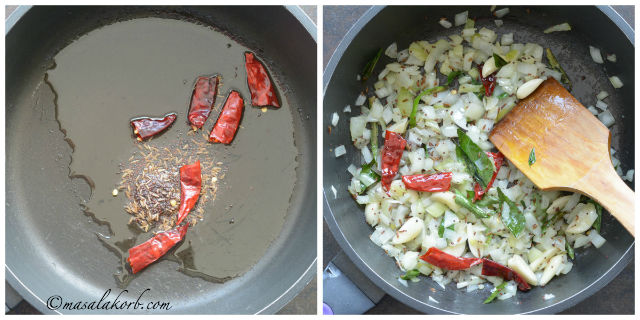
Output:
[
  {"left": 6, "top": 6, "right": 316, "bottom": 314},
  {"left": 323, "top": 6, "right": 634, "bottom": 314}
]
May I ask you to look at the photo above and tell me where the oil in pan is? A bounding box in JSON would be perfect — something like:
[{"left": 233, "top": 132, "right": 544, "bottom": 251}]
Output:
[{"left": 46, "top": 17, "right": 297, "bottom": 286}]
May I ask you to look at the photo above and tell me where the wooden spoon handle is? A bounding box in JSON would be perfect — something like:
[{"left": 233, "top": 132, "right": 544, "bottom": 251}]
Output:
[{"left": 576, "top": 157, "right": 634, "bottom": 236}]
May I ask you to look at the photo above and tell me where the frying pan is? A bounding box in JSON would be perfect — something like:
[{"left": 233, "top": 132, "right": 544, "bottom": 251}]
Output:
[
  {"left": 6, "top": 6, "right": 316, "bottom": 314},
  {"left": 323, "top": 6, "right": 634, "bottom": 314}
]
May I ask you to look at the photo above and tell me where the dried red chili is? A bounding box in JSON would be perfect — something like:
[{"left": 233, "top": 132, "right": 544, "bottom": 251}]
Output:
[
  {"left": 188, "top": 75, "right": 219, "bottom": 129},
  {"left": 209, "top": 90, "right": 244, "bottom": 144},
  {"left": 244, "top": 51, "right": 280, "bottom": 108},
  {"left": 419, "top": 247, "right": 531, "bottom": 291},
  {"left": 130, "top": 113, "right": 177, "bottom": 141},
  {"left": 473, "top": 152, "right": 505, "bottom": 201},
  {"left": 478, "top": 65, "right": 497, "bottom": 97},
  {"left": 419, "top": 247, "right": 482, "bottom": 270},
  {"left": 402, "top": 172, "right": 452, "bottom": 192},
  {"left": 381, "top": 130, "right": 406, "bottom": 192},
  {"left": 127, "top": 224, "right": 188, "bottom": 274},
  {"left": 176, "top": 160, "right": 202, "bottom": 225},
  {"left": 481, "top": 258, "right": 531, "bottom": 291}
]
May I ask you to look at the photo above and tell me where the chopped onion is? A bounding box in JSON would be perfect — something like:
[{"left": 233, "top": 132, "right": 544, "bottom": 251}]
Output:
[
  {"left": 361, "top": 146, "right": 373, "bottom": 164},
  {"left": 544, "top": 293, "right": 555, "bottom": 300},
  {"left": 455, "top": 11, "right": 468, "bottom": 27},
  {"left": 563, "top": 193, "right": 581, "bottom": 212},
  {"left": 335, "top": 145, "right": 346, "bottom": 158},
  {"left": 595, "top": 100, "right": 608, "bottom": 111},
  {"left": 331, "top": 112, "right": 339, "bottom": 127},
  {"left": 494, "top": 19, "right": 503, "bottom": 27},
  {"left": 625, "top": 169, "right": 634, "bottom": 182},
  {"left": 501, "top": 33, "right": 514, "bottom": 46},
  {"left": 589, "top": 46, "right": 604, "bottom": 64},
  {"left": 494, "top": 8, "right": 509, "bottom": 18},
  {"left": 429, "top": 296, "right": 439, "bottom": 304},
  {"left": 398, "top": 277, "right": 409, "bottom": 287},
  {"left": 543, "top": 22, "right": 571, "bottom": 33},
  {"left": 439, "top": 19, "right": 452, "bottom": 29},
  {"left": 343, "top": 105, "right": 351, "bottom": 113},
  {"left": 587, "top": 106, "right": 599, "bottom": 115},
  {"left": 606, "top": 53, "right": 617, "bottom": 62},
  {"left": 609, "top": 76, "right": 623, "bottom": 88},
  {"left": 331, "top": 185, "right": 337, "bottom": 199},
  {"left": 596, "top": 91, "right": 609, "bottom": 101},
  {"left": 355, "top": 94, "right": 367, "bottom": 106},
  {"left": 588, "top": 230, "right": 606, "bottom": 248},
  {"left": 385, "top": 42, "right": 398, "bottom": 59},
  {"left": 597, "top": 110, "right": 615, "bottom": 127},
  {"left": 347, "top": 164, "right": 357, "bottom": 176}
]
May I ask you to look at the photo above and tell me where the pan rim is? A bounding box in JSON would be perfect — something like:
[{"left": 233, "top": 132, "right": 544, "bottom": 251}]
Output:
[
  {"left": 5, "top": 5, "right": 317, "bottom": 315},
  {"left": 323, "top": 5, "right": 634, "bottom": 315}
]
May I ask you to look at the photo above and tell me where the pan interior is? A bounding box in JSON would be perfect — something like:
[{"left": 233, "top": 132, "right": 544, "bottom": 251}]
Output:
[
  {"left": 6, "top": 6, "right": 316, "bottom": 314},
  {"left": 323, "top": 6, "right": 633, "bottom": 314},
  {"left": 47, "top": 16, "right": 297, "bottom": 285}
]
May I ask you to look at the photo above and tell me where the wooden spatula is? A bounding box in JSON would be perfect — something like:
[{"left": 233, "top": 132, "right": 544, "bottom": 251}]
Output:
[{"left": 489, "top": 77, "right": 634, "bottom": 236}]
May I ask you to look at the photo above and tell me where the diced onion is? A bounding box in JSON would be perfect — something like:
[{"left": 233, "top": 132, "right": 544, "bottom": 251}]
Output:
[
  {"left": 609, "top": 76, "right": 623, "bottom": 88},
  {"left": 429, "top": 296, "right": 439, "bottom": 304},
  {"left": 501, "top": 33, "right": 514, "bottom": 46},
  {"left": 331, "top": 112, "right": 339, "bottom": 126},
  {"left": 494, "top": 8, "right": 509, "bottom": 18},
  {"left": 589, "top": 46, "right": 604, "bottom": 64},
  {"left": 343, "top": 105, "right": 351, "bottom": 113},
  {"left": 543, "top": 22, "right": 571, "bottom": 33},
  {"left": 596, "top": 91, "right": 609, "bottom": 100},
  {"left": 595, "top": 100, "right": 608, "bottom": 111},
  {"left": 606, "top": 53, "right": 617, "bottom": 62},
  {"left": 544, "top": 293, "right": 555, "bottom": 300},
  {"left": 588, "top": 230, "right": 606, "bottom": 248},
  {"left": 494, "top": 19, "right": 503, "bottom": 27},
  {"left": 625, "top": 169, "right": 634, "bottom": 182},
  {"left": 335, "top": 145, "right": 346, "bottom": 158},
  {"left": 347, "top": 164, "right": 357, "bottom": 176},
  {"left": 331, "top": 185, "right": 337, "bottom": 199},
  {"left": 598, "top": 110, "right": 615, "bottom": 127},
  {"left": 587, "top": 106, "right": 598, "bottom": 115},
  {"left": 385, "top": 42, "right": 398, "bottom": 59},
  {"left": 455, "top": 11, "right": 469, "bottom": 27},
  {"left": 355, "top": 94, "right": 367, "bottom": 106},
  {"left": 398, "top": 277, "right": 409, "bottom": 287},
  {"left": 439, "top": 19, "right": 453, "bottom": 29},
  {"left": 362, "top": 146, "right": 373, "bottom": 164}
]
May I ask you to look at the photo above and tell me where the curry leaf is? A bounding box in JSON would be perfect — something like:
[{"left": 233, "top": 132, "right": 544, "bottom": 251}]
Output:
[
  {"left": 457, "top": 128, "right": 495, "bottom": 188},
  {"left": 528, "top": 148, "right": 536, "bottom": 166},
  {"left": 497, "top": 188, "right": 526, "bottom": 237}
]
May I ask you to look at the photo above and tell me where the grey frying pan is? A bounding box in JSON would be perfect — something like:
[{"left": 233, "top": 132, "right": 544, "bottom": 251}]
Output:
[
  {"left": 324, "top": 5, "right": 634, "bottom": 314},
  {"left": 6, "top": 5, "right": 316, "bottom": 314}
]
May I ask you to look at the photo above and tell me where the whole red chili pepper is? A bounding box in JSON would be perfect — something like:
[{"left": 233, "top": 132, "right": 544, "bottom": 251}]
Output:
[
  {"left": 381, "top": 130, "right": 407, "bottom": 192},
  {"left": 474, "top": 152, "right": 505, "bottom": 201},
  {"left": 176, "top": 160, "right": 202, "bottom": 225},
  {"left": 130, "top": 113, "right": 177, "bottom": 141},
  {"left": 127, "top": 224, "right": 188, "bottom": 274},
  {"left": 402, "top": 172, "right": 453, "bottom": 192},
  {"left": 478, "top": 65, "right": 497, "bottom": 97},
  {"left": 244, "top": 52, "right": 280, "bottom": 108},
  {"left": 420, "top": 247, "right": 531, "bottom": 291},
  {"left": 481, "top": 258, "right": 531, "bottom": 291},
  {"left": 419, "top": 247, "right": 482, "bottom": 270},
  {"left": 188, "top": 75, "right": 219, "bottom": 129},
  {"left": 209, "top": 90, "right": 244, "bottom": 144}
]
